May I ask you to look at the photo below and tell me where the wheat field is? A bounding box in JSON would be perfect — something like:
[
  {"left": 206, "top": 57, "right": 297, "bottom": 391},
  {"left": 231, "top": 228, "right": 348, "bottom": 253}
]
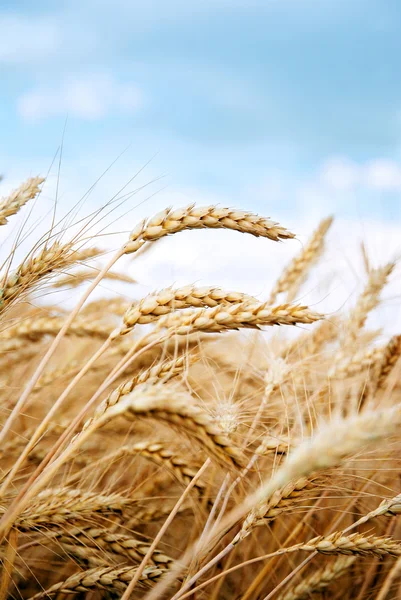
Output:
[{"left": 0, "top": 176, "right": 400, "bottom": 599}]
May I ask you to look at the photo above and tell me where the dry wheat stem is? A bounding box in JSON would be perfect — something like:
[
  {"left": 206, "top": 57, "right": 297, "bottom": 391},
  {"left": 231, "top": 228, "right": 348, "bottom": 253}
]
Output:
[
  {"left": 0, "top": 333, "right": 114, "bottom": 500},
  {"left": 0, "top": 528, "right": 18, "bottom": 600},
  {"left": 245, "top": 358, "right": 289, "bottom": 445}
]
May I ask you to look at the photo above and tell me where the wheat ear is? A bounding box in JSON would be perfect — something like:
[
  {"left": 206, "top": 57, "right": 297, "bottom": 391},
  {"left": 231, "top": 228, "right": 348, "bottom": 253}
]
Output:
[
  {"left": 0, "top": 176, "right": 44, "bottom": 226},
  {"left": 0, "top": 242, "right": 78, "bottom": 314},
  {"left": 65, "top": 440, "right": 206, "bottom": 495},
  {"left": 55, "top": 526, "right": 174, "bottom": 566},
  {"left": 276, "top": 556, "right": 356, "bottom": 600},
  {"left": 328, "top": 344, "right": 383, "bottom": 379},
  {"left": 124, "top": 205, "right": 294, "bottom": 254},
  {"left": 290, "top": 532, "right": 401, "bottom": 557},
  {"left": 0, "top": 314, "right": 115, "bottom": 352},
  {"left": 121, "top": 286, "right": 255, "bottom": 333},
  {"left": 8, "top": 488, "right": 134, "bottom": 532},
  {"left": 155, "top": 302, "right": 322, "bottom": 335},
  {"left": 80, "top": 384, "right": 243, "bottom": 468},
  {"left": 82, "top": 354, "right": 190, "bottom": 430},
  {"left": 269, "top": 215, "right": 333, "bottom": 304},
  {"left": 237, "top": 478, "right": 317, "bottom": 538},
  {"left": 343, "top": 262, "right": 395, "bottom": 346},
  {"left": 376, "top": 334, "right": 401, "bottom": 389},
  {"left": 28, "top": 565, "right": 165, "bottom": 598}
]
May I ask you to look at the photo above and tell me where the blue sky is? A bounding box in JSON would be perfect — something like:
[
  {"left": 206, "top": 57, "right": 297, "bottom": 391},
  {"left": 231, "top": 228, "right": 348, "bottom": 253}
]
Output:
[{"left": 1, "top": 0, "right": 401, "bottom": 221}]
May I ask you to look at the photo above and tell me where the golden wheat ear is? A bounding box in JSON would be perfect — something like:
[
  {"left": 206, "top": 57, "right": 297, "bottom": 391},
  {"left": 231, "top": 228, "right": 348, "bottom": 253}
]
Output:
[{"left": 0, "top": 176, "right": 44, "bottom": 227}]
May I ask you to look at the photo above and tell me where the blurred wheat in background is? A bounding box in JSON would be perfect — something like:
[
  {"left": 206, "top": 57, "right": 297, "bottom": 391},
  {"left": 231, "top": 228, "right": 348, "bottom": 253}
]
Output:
[{"left": 0, "top": 175, "right": 401, "bottom": 600}]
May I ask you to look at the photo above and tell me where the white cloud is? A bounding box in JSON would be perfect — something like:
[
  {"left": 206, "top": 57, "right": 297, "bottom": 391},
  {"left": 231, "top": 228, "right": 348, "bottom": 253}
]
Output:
[
  {"left": 364, "top": 159, "right": 401, "bottom": 190},
  {"left": 17, "top": 73, "right": 142, "bottom": 121},
  {"left": 318, "top": 156, "right": 401, "bottom": 192},
  {"left": 319, "top": 157, "right": 360, "bottom": 191},
  {"left": 0, "top": 15, "right": 60, "bottom": 64}
]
